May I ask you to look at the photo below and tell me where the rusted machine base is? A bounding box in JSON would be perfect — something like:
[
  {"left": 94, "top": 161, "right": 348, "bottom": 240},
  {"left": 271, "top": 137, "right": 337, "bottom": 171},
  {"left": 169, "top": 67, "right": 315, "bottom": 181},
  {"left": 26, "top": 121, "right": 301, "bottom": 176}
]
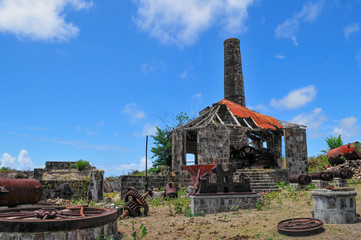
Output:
[{"left": 277, "top": 218, "right": 324, "bottom": 236}]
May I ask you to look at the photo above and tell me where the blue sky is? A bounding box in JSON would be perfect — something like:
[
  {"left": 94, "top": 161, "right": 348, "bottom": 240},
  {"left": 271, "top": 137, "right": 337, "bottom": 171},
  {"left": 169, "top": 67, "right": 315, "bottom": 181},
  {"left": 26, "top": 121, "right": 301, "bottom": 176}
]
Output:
[{"left": 0, "top": 0, "right": 361, "bottom": 176}]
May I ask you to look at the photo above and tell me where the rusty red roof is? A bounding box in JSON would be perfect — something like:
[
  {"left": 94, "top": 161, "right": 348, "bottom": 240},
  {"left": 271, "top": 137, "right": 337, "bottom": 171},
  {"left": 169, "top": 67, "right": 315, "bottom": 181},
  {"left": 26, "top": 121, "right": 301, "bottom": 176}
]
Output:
[{"left": 219, "top": 99, "right": 283, "bottom": 130}]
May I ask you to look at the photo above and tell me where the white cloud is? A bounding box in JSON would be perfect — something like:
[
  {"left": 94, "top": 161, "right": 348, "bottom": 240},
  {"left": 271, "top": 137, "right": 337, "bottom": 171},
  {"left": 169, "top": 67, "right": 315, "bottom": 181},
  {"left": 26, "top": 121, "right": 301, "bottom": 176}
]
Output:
[
  {"left": 142, "top": 123, "right": 157, "bottom": 136},
  {"left": 192, "top": 93, "right": 203, "bottom": 100},
  {"left": 75, "top": 126, "right": 97, "bottom": 136},
  {"left": 123, "top": 103, "right": 145, "bottom": 122},
  {"left": 0, "top": 149, "right": 33, "bottom": 170},
  {"left": 132, "top": 0, "right": 257, "bottom": 46},
  {"left": 17, "top": 149, "right": 33, "bottom": 170},
  {"left": 275, "top": 1, "right": 323, "bottom": 46},
  {"left": 180, "top": 65, "right": 194, "bottom": 79},
  {"left": 0, "top": 0, "right": 92, "bottom": 42},
  {"left": 140, "top": 59, "right": 167, "bottom": 74},
  {"left": 333, "top": 116, "right": 359, "bottom": 139},
  {"left": 274, "top": 55, "right": 285, "bottom": 59},
  {"left": 344, "top": 22, "right": 360, "bottom": 40},
  {"left": 289, "top": 108, "right": 327, "bottom": 138},
  {"left": 0, "top": 153, "right": 15, "bottom": 168},
  {"left": 270, "top": 85, "right": 317, "bottom": 110},
  {"left": 116, "top": 157, "right": 153, "bottom": 173}
]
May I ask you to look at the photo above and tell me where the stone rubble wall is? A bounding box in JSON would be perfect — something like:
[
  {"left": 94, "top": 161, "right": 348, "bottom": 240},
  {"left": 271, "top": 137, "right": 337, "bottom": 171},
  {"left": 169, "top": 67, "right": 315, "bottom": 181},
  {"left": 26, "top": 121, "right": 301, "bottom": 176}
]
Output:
[
  {"left": 197, "top": 125, "right": 230, "bottom": 168},
  {"left": 284, "top": 127, "right": 308, "bottom": 175}
]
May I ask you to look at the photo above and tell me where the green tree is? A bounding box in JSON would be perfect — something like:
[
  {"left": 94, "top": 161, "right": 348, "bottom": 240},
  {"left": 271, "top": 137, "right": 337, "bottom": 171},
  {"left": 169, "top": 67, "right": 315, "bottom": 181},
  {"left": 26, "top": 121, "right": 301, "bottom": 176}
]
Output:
[
  {"left": 151, "top": 127, "right": 172, "bottom": 168},
  {"left": 325, "top": 135, "right": 343, "bottom": 150},
  {"left": 150, "top": 112, "right": 191, "bottom": 169}
]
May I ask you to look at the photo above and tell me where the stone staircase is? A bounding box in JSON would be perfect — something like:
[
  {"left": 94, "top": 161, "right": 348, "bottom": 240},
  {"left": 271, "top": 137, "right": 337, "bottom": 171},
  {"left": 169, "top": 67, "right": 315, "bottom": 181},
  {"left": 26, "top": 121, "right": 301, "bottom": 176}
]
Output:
[{"left": 236, "top": 169, "right": 281, "bottom": 193}]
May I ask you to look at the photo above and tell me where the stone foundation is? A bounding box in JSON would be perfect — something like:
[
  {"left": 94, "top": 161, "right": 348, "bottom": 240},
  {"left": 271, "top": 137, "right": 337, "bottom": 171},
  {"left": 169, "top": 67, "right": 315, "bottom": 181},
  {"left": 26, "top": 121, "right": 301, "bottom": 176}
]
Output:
[
  {"left": 313, "top": 180, "right": 328, "bottom": 189},
  {"left": 190, "top": 194, "right": 259, "bottom": 215},
  {"left": 312, "top": 188, "right": 357, "bottom": 224},
  {"left": 0, "top": 221, "right": 120, "bottom": 240},
  {"left": 333, "top": 178, "right": 348, "bottom": 187}
]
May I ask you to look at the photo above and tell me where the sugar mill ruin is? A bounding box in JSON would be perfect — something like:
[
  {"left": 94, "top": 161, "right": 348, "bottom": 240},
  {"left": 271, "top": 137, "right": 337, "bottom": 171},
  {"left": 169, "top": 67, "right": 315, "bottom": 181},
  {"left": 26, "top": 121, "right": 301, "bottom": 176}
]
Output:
[{"left": 0, "top": 38, "right": 360, "bottom": 239}]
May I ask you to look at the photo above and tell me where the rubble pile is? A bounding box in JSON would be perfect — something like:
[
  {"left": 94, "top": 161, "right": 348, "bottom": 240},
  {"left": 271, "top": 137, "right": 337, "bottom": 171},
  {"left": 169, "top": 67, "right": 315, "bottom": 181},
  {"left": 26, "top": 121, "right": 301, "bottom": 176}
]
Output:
[{"left": 328, "top": 160, "right": 361, "bottom": 179}]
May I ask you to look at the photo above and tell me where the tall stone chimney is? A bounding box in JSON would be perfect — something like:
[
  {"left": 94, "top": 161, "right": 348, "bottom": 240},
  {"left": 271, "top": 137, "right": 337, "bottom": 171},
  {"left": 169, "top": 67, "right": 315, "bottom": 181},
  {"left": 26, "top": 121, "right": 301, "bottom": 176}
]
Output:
[{"left": 224, "top": 38, "right": 245, "bottom": 107}]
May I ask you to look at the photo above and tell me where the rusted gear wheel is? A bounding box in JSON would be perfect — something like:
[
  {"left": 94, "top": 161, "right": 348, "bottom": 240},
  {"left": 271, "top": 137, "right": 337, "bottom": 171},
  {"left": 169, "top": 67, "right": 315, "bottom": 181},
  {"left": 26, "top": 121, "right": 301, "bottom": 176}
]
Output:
[
  {"left": 277, "top": 218, "right": 324, "bottom": 236},
  {"left": 123, "top": 189, "right": 149, "bottom": 216},
  {"left": 123, "top": 201, "right": 139, "bottom": 217}
]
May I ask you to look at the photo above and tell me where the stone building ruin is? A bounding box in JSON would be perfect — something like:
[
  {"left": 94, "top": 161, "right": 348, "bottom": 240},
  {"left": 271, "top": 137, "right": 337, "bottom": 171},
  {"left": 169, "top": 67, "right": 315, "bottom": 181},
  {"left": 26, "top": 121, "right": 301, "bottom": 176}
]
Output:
[{"left": 171, "top": 38, "right": 308, "bottom": 177}]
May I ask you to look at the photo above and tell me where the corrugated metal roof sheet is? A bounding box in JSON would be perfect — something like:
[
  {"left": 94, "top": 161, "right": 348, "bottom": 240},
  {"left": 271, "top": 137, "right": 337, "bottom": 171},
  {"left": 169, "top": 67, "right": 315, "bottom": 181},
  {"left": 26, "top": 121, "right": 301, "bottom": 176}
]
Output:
[{"left": 219, "top": 99, "right": 283, "bottom": 130}]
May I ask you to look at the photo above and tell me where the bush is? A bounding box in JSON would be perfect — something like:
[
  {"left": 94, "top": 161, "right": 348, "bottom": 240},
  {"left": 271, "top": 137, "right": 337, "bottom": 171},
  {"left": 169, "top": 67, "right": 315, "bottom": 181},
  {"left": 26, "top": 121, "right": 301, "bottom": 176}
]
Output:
[
  {"left": 76, "top": 160, "right": 90, "bottom": 171},
  {"left": 308, "top": 154, "right": 329, "bottom": 172}
]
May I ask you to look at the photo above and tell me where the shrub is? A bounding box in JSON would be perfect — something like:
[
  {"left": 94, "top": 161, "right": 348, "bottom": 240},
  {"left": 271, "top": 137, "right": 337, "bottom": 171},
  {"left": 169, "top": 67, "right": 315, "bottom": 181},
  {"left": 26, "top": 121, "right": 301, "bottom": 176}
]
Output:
[
  {"left": 76, "top": 160, "right": 90, "bottom": 171},
  {"left": 308, "top": 154, "right": 329, "bottom": 172}
]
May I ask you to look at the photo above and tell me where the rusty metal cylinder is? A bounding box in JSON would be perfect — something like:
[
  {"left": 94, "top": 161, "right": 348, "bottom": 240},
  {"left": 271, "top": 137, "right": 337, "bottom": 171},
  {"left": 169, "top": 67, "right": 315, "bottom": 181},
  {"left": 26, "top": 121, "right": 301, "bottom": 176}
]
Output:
[
  {"left": 330, "top": 169, "right": 354, "bottom": 179},
  {"left": 327, "top": 142, "right": 361, "bottom": 165},
  {"left": 0, "top": 179, "right": 43, "bottom": 206},
  {"left": 289, "top": 175, "right": 312, "bottom": 185},
  {"left": 165, "top": 182, "right": 178, "bottom": 198},
  {"left": 310, "top": 172, "right": 334, "bottom": 181}
]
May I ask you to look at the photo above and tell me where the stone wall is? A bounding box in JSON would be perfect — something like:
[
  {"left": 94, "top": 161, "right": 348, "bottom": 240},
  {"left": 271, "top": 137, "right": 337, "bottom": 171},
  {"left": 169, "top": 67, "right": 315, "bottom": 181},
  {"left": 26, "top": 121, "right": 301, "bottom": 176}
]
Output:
[
  {"left": 197, "top": 125, "right": 230, "bottom": 167},
  {"left": 105, "top": 172, "right": 193, "bottom": 197},
  {"left": 34, "top": 161, "right": 104, "bottom": 201},
  {"left": 172, "top": 129, "right": 186, "bottom": 172},
  {"left": 284, "top": 127, "right": 308, "bottom": 175},
  {"left": 105, "top": 175, "right": 169, "bottom": 197}
]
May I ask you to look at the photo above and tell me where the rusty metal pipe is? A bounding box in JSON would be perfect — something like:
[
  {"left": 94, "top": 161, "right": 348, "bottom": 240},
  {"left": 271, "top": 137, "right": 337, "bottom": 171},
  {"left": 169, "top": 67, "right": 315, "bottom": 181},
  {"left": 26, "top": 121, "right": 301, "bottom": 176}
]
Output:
[
  {"left": 289, "top": 175, "right": 312, "bottom": 185},
  {"left": 0, "top": 179, "right": 43, "bottom": 207},
  {"left": 310, "top": 172, "right": 334, "bottom": 181},
  {"left": 330, "top": 169, "right": 353, "bottom": 179}
]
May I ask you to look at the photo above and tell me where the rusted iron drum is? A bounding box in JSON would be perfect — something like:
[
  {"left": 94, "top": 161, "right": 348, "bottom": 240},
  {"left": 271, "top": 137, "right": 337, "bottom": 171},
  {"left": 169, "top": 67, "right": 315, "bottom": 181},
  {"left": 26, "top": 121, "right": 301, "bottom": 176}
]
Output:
[
  {"left": 327, "top": 142, "right": 361, "bottom": 165},
  {"left": 0, "top": 179, "right": 43, "bottom": 207},
  {"left": 330, "top": 169, "right": 353, "bottom": 179},
  {"left": 310, "top": 171, "right": 334, "bottom": 181},
  {"left": 289, "top": 175, "right": 312, "bottom": 185},
  {"left": 165, "top": 182, "right": 178, "bottom": 198}
]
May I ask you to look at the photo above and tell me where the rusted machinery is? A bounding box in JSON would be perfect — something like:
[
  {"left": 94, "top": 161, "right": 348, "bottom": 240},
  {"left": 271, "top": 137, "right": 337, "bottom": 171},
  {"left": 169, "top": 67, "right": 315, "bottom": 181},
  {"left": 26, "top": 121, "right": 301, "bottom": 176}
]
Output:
[
  {"left": 194, "top": 164, "right": 255, "bottom": 195},
  {"left": 182, "top": 164, "right": 216, "bottom": 186},
  {"left": 164, "top": 182, "right": 178, "bottom": 198},
  {"left": 0, "top": 179, "right": 43, "bottom": 207},
  {"left": 327, "top": 142, "right": 361, "bottom": 165},
  {"left": 277, "top": 218, "right": 324, "bottom": 236},
  {"left": 329, "top": 169, "right": 353, "bottom": 179},
  {"left": 289, "top": 174, "right": 312, "bottom": 185},
  {"left": 310, "top": 171, "right": 334, "bottom": 182},
  {"left": 119, "top": 187, "right": 152, "bottom": 218}
]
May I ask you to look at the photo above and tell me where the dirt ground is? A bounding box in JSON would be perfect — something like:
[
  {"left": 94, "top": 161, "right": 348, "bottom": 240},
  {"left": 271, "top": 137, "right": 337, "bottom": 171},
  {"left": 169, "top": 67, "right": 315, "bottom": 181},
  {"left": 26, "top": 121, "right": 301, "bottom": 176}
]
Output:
[{"left": 117, "top": 183, "right": 361, "bottom": 240}]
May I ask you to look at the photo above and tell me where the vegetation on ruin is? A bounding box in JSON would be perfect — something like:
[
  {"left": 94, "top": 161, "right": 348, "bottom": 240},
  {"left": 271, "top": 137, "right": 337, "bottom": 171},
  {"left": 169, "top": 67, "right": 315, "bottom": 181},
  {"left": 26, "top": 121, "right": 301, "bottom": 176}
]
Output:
[
  {"left": 308, "top": 154, "right": 329, "bottom": 172},
  {"left": 76, "top": 159, "right": 90, "bottom": 171}
]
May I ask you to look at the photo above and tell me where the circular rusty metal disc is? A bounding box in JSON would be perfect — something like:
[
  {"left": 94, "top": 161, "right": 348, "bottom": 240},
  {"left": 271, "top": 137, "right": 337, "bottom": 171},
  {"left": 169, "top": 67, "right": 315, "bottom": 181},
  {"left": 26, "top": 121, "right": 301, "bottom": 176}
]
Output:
[
  {"left": 0, "top": 206, "right": 118, "bottom": 233},
  {"left": 277, "top": 218, "right": 324, "bottom": 236}
]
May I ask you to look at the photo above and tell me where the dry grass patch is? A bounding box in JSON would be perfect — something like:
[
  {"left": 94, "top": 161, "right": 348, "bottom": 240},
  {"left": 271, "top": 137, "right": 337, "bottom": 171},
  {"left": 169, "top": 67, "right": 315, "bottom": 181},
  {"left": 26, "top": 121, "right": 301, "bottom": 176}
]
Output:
[{"left": 118, "top": 184, "right": 361, "bottom": 240}]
